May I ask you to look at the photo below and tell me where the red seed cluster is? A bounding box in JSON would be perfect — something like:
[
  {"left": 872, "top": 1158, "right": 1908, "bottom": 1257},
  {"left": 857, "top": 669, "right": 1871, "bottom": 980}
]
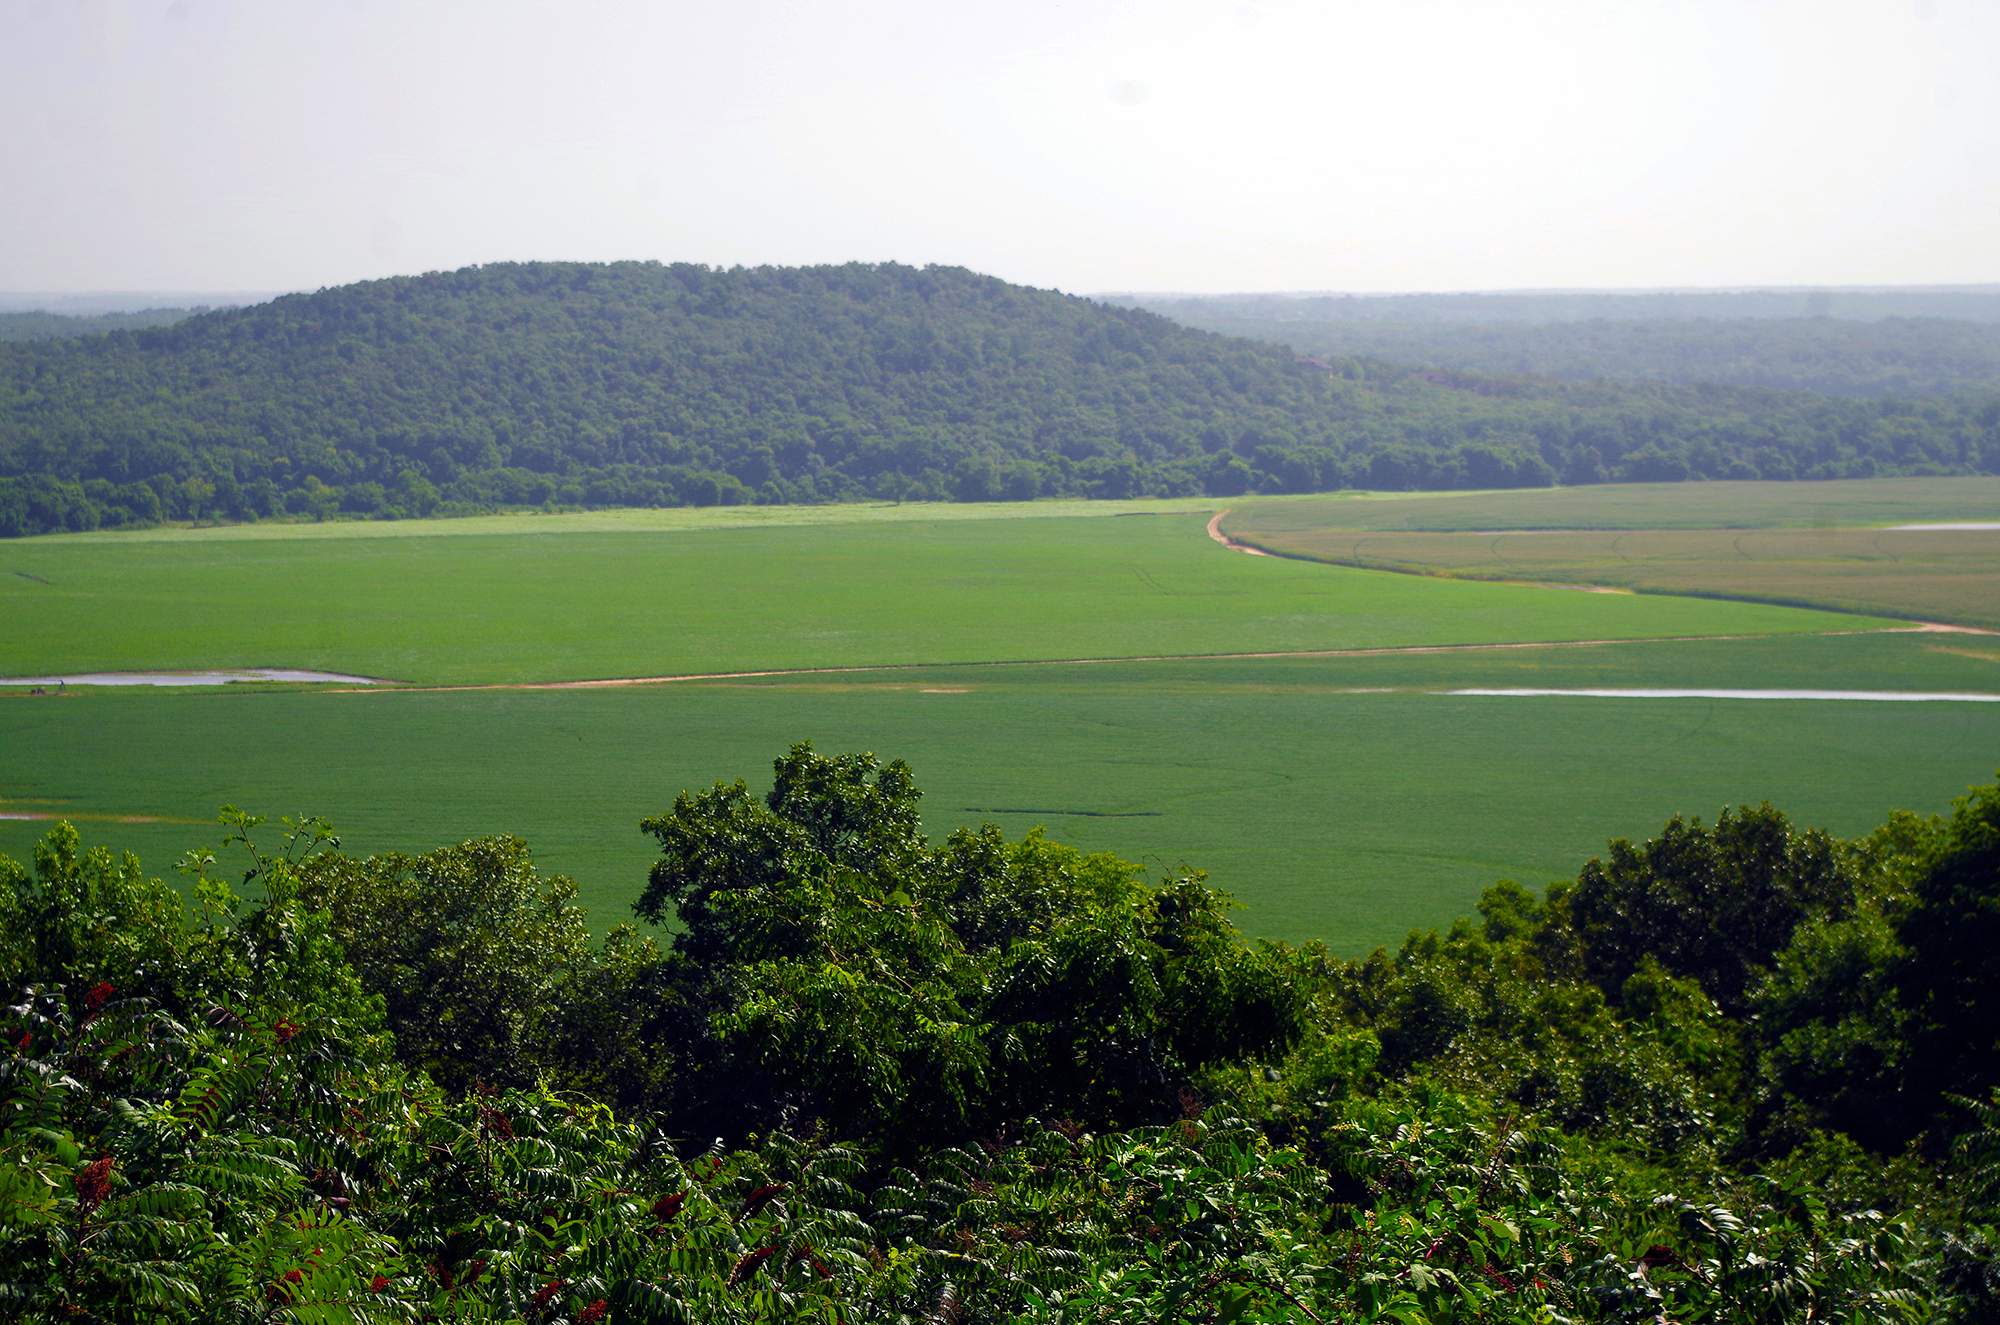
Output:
[
  {"left": 739, "top": 1183, "right": 786, "bottom": 1217},
  {"left": 73, "top": 1156, "right": 114, "bottom": 1213},
  {"left": 476, "top": 1103, "right": 515, "bottom": 1138},
  {"left": 729, "top": 1246, "right": 777, "bottom": 1285}
]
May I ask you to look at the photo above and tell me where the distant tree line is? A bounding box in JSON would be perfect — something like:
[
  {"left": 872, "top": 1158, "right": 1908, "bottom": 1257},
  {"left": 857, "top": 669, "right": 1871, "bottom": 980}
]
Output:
[
  {"left": 1109, "top": 287, "right": 2000, "bottom": 324},
  {"left": 5, "top": 744, "right": 1998, "bottom": 1320},
  {"left": 1151, "top": 314, "right": 2000, "bottom": 399},
  {"left": 3, "top": 261, "right": 1999, "bottom": 537},
  {"left": 0, "top": 307, "right": 209, "bottom": 342}
]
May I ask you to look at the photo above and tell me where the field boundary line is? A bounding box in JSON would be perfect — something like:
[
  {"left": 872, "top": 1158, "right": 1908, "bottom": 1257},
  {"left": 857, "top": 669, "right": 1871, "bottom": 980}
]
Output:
[{"left": 317, "top": 623, "right": 1983, "bottom": 694}]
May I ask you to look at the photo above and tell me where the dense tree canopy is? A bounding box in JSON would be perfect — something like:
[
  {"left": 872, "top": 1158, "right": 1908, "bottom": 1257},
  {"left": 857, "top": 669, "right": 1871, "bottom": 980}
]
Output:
[
  {"left": 5, "top": 751, "right": 1999, "bottom": 1321},
  {"left": 5, "top": 262, "right": 1999, "bottom": 536}
]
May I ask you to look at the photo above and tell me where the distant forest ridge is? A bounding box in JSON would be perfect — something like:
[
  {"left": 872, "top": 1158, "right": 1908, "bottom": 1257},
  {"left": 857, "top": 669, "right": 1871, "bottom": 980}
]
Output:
[
  {"left": 1103, "top": 287, "right": 2000, "bottom": 324},
  {"left": 3, "top": 261, "right": 1997, "bottom": 538},
  {"left": 1147, "top": 316, "right": 2000, "bottom": 400},
  {"left": 0, "top": 307, "right": 218, "bottom": 342},
  {"left": 0, "top": 289, "right": 285, "bottom": 315}
]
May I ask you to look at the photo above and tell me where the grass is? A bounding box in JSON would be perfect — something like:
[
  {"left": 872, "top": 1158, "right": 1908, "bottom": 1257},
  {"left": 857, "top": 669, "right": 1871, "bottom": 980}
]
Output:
[
  {"left": 5, "top": 631, "right": 1993, "bottom": 958},
  {"left": 1221, "top": 526, "right": 2000, "bottom": 630},
  {"left": 46, "top": 496, "right": 1226, "bottom": 545},
  {"left": 1222, "top": 476, "right": 2000, "bottom": 533},
  {"left": 2, "top": 511, "right": 1882, "bottom": 685}
]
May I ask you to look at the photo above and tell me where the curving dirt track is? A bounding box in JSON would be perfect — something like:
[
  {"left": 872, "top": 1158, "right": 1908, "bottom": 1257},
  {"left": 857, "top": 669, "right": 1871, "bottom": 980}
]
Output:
[{"left": 1205, "top": 510, "right": 1271, "bottom": 556}]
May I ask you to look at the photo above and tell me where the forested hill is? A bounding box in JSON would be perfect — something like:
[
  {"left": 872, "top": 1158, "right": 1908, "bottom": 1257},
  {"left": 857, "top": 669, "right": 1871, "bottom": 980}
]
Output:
[{"left": 3, "top": 260, "right": 1999, "bottom": 537}]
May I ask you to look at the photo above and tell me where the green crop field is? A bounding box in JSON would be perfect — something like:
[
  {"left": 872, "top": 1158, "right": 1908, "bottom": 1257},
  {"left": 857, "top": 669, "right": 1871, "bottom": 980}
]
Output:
[
  {"left": 46, "top": 495, "right": 1226, "bottom": 545},
  {"left": 1222, "top": 475, "right": 2000, "bottom": 533},
  {"left": 1224, "top": 526, "right": 2000, "bottom": 630},
  {"left": 7, "top": 484, "right": 1983, "bottom": 954},
  {"left": 5, "top": 631, "right": 1993, "bottom": 957},
  {"left": 3, "top": 506, "right": 1883, "bottom": 685}
]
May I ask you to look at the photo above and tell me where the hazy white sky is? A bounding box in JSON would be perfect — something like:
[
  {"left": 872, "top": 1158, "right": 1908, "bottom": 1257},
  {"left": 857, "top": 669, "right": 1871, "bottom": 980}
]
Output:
[{"left": 3, "top": 0, "right": 1996, "bottom": 296}]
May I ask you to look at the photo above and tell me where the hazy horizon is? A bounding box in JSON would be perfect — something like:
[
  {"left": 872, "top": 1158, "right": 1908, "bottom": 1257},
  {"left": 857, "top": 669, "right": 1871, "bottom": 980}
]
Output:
[
  {"left": 5, "top": 0, "right": 1997, "bottom": 298},
  {"left": 10, "top": 278, "right": 2000, "bottom": 320}
]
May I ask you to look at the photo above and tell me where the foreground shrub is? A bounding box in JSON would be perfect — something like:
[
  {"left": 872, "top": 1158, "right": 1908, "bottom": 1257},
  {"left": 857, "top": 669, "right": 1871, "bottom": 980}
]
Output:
[{"left": 6, "top": 756, "right": 1998, "bottom": 1320}]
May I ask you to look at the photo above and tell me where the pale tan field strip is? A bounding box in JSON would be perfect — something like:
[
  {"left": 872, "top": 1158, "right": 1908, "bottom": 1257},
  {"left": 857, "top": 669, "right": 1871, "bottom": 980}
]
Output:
[
  {"left": 290, "top": 621, "right": 1976, "bottom": 691},
  {"left": 0, "top": 811, "right": 188, "bottom": 823},
  {"left": 8, "top": 627, "right": 1986, "bottom": 695}
]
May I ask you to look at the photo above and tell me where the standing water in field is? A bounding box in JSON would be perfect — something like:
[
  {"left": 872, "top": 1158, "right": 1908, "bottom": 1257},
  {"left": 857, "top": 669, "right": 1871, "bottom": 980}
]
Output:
[{"left": 2, "top": 670, "right": 382, "bottom": 686}]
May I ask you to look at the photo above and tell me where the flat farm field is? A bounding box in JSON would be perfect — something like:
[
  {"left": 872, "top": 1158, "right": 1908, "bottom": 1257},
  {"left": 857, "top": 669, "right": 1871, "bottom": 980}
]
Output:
[
  {"left": 6, "top": 484, "right": 1982, "bottom": 953},
  {"left": 1223, "top": 477, "right": 2000, "bottom": 629},
  {"left": 2, "top": 505, "right": 1879, "bottom": 685},
  {"left": 1224, "top": 527, "right": 2000, "bottom": 630},
  {"left": 1222, "top": 475, "right": 2000, "bottom": 533},
  {"left": 5, "top": 631, "right": 1993, "bottom": 957}
]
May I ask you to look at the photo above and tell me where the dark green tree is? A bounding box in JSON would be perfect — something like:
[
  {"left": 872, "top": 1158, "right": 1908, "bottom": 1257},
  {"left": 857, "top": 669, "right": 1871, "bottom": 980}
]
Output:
[
  {"left": 1894, "top": 782, "right": 2000, "bottom": 1128},
  {"left": 1541, "top": 804, "right": 1856, "bottom": 1014},
  {"left": 630, "top": 744, "right": 1308, "bottom": 1145},
  {"left": 297, "top": 835, "right": 596, "bottom": 1092}
]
